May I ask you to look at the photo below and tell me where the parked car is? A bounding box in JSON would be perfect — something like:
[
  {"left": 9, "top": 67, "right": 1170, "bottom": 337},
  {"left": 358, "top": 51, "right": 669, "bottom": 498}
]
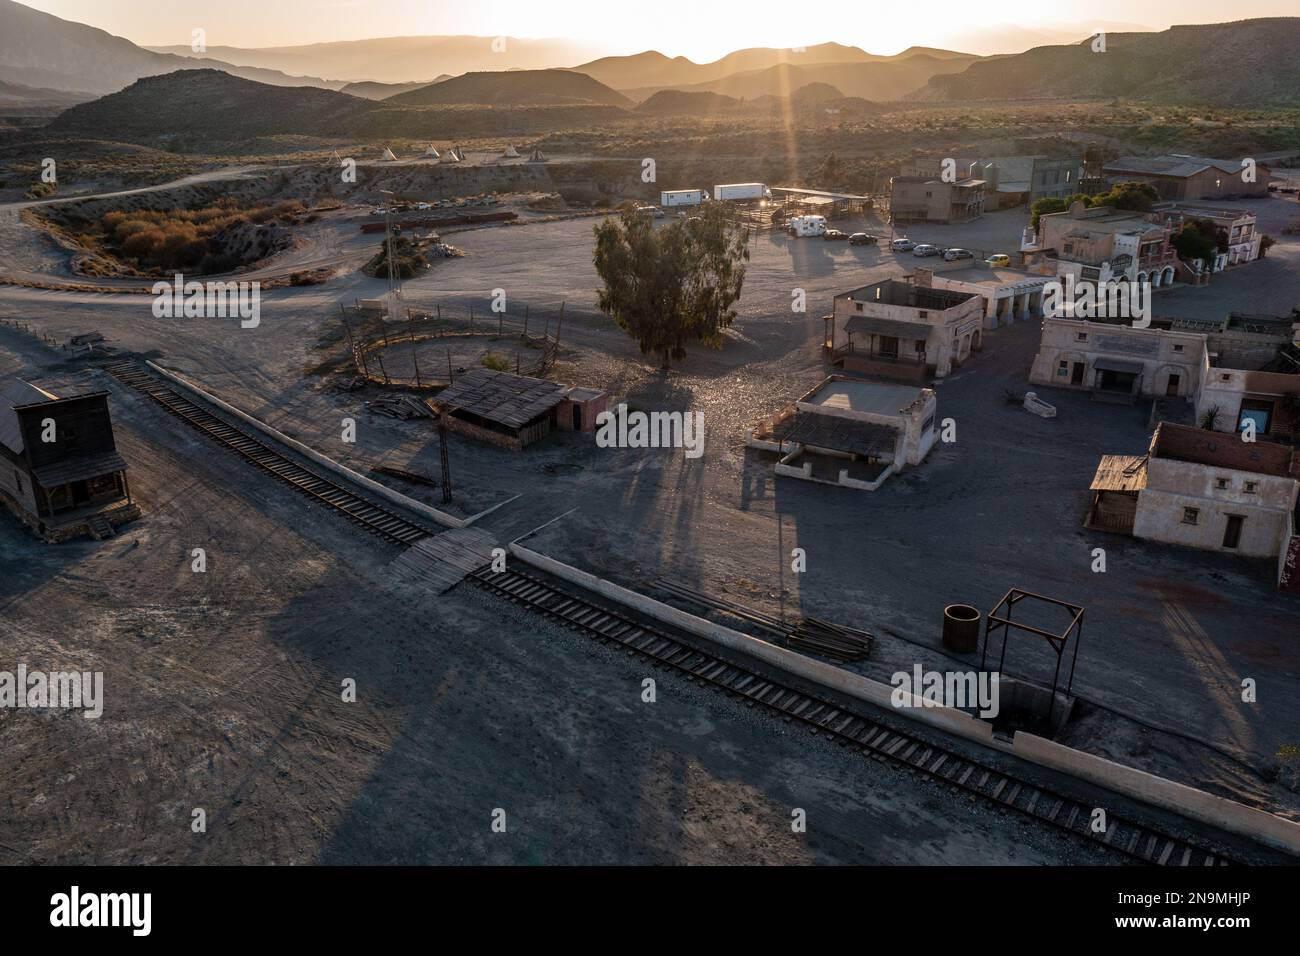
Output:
[
  {"left": 848, "top": 233, "right": 878, "bottom": 246},
  {"left": 986, "top": 253, "right": 1011, "bottom": 267},
  {"left": 943, "top": 248, "right": 974, "bottom": 261},
  {"left": 823, "top": 229, "right": 848, "bottom": 241},
  {"left": 891, "top": 237, "right": 916, "bottom": 251},
  {"left": 912, "top": 244, "right": 941, "bottom": 257}
]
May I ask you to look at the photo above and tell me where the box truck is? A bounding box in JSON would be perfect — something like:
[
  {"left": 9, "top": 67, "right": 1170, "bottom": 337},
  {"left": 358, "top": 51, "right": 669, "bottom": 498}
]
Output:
[
  {"left": 713, "top": 183, "right": 770, "bottom": 202},
  {"left": 660, "top": 189, "right": 706, "bottom": 207}
]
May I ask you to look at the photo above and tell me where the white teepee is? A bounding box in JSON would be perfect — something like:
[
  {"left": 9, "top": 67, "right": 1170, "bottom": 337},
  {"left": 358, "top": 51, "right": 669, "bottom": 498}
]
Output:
[
  {"left": 379, "top": 146, "right": 397, "bottom": 162},
  {"left": 424, "top": 145, "right": 440, "bottom": 158},
  {"left": 502, "top": 143, "right": 520, "bottom": 158}
]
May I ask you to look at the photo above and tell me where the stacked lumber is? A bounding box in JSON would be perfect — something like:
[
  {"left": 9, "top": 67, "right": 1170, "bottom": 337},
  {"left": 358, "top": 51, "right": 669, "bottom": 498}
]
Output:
[
  {"left": 653, "top": 578, "right": 871, "bottom": 663},
  {"left": 366, "top": 395, "right": 433, "bottom": 419}
]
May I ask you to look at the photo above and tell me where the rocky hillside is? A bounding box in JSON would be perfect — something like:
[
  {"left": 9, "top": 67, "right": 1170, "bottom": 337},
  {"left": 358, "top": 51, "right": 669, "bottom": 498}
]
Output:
[
  {"left": 48, "top": 70, "right": 372, "bottom": 143},
  {"left": 914, "top": 18, "right": 1300, "bottom": 106}
]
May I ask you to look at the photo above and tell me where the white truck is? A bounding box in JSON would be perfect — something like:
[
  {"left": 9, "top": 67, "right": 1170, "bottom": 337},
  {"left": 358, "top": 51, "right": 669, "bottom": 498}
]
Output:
[
  {"left": 713, "top": 182, "right": 771, "bottom": 202},
  {"left": 660, "top": 189, "right": 707, "bottom": 207},
  {"left": 787, "top": 214, "right": 827, "bottom": 237}
]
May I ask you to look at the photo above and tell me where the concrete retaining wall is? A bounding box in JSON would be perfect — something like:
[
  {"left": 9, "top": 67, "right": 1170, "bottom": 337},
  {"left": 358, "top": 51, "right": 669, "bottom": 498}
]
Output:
[
  {"left": 145, "top": 361, "right": 467, "bottom": 530},
  {"left": 508, "top": 541, "right": 1300, "bottom": 857},
  {"left": 509, "top": 542, "right": 995, "bottom": 746}
]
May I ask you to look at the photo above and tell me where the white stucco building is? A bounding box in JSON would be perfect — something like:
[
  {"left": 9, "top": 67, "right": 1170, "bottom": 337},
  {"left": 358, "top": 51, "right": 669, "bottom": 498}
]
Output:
[{"left": 748, "top": 376, "right": 938, "bottom": 492}]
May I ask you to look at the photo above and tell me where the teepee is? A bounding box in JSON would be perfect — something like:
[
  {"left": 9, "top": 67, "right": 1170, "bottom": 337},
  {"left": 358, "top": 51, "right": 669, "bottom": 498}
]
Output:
[
  {"left": 379, "top": 146, "right": 397, "bottom": 162},
  {"left": 527, "top": 146, "right": 547, "bottom": 163},
  {"left": 502, "top": 143, "right": 520, "bottom": 159},
  {"left": 424, "top": 145, "right": 440, "bottom": 158},
  {"left": 440, "top": 147, "right": 461, "bottom": 164}
]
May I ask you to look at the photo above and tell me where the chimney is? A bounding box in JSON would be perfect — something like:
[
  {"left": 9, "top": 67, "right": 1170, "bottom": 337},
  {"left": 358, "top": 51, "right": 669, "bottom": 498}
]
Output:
[{"left": 913, "top": 268, "right": 933, "bottom": 288}]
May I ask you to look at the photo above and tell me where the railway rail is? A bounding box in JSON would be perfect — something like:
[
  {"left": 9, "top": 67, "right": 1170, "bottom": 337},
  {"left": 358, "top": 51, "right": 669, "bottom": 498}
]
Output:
[
  {"left": 470, "top": 564, "right": 1238, "bottom": 867},
  {"left": 105, "top": 362, "right": 433, "bottom": 546}
]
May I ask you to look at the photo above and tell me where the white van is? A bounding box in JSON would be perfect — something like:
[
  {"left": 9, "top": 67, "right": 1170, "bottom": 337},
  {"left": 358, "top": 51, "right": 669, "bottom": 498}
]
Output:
[{"left": 787, "top": 215, "right": 827, "bottom": 237}]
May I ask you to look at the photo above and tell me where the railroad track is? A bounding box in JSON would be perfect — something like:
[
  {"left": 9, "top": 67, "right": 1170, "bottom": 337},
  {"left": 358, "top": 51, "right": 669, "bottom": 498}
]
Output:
[
  {"left": 470, "top": 565, "right": 1236, "bottom": 867},
  {"left": 105, "top": 362, "right": 433, "bottom": 546}
]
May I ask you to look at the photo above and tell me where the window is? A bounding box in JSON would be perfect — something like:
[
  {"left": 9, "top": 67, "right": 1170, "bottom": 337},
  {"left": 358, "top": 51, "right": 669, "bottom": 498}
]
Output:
[
  {"left": 1215, "top": 477, "right": 1229, "bottom": 490},
  {"left": 1075, "top": 332, "right": 1088, "bottom": 342},
  {"left": 1173, "top": 344, "right": 1184, "bottom": 353},
  {"left": 1065, "top": 169, "right": 1073, "bottom": 183},
  {"left": 1181, "top": 507, "right": 1199, "bottom": 525},
  {"left": 1058, "top": 360, "right": 1069, "bottom": 376},
  {"left": 1238, "top": 400, "right": 1274, "bottom": 436},
  {"left": 1244, "top": 482, "right": 1258, "bottom": 494}
]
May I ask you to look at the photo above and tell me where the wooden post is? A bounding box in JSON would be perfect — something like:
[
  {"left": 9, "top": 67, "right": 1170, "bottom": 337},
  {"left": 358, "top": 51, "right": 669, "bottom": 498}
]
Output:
[
  {"left": 375, "top": 351, "right": 390, "bottom": 385},
  {"left": 447, "top": 347, "right": 453, "bottom": 384},
  {"left": 524, "top": 304, "right": 529, "bottom": 340},
  {"left": 407, "top": 310, "right": 422, "bottom": 388}
]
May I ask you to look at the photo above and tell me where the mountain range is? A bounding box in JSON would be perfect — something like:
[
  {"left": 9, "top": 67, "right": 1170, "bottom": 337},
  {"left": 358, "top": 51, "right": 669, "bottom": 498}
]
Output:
[{"left": 914, "top": 18, "right": 1300, "bottom": 106}]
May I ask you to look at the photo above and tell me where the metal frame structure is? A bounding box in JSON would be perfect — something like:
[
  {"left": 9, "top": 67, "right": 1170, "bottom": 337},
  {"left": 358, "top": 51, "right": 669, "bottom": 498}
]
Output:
[{"left": 980, "top": 588, "right": 1084, "bottom": 730}]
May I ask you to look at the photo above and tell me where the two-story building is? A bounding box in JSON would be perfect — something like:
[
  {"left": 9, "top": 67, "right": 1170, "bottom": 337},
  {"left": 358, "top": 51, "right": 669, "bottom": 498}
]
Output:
[
  {"left": 1023, "top": 202, "right": 1178, "bottom": 289},
  {"left": 0, "top": 379, "right": 137, "bottom": 540},
  {"left": 825, "top": 275, "right": 985, "bottom": 382},
  {"left": 889, "top": 176, "right": 986, "bottom": 225},
  {"left": 1148, "top": 202, "right": 1263, "bottom": 273}
]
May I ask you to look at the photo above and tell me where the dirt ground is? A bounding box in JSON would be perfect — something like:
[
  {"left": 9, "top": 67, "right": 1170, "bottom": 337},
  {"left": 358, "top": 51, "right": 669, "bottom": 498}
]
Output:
[
  {"left": 2, "top": 182, "right": 1299, "bottom": 861},
  {"left": 0, "top": 330, "right": 1134, "bottom": 865}
]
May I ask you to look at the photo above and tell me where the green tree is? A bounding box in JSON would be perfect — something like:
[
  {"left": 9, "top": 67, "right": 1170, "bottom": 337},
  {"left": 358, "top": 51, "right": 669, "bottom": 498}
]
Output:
[
  {"left": 1095, "top": 180, "right": 1159, "bottom": 212},
  {"left": 593, "top": 203, "right": 749, "bottom": 369},
  {"left": 1171, "top": 218, "right": 1220, "bottom": 266},
  {"left": 1030, "top": 193, "right": 1094, "bottom": 230}
]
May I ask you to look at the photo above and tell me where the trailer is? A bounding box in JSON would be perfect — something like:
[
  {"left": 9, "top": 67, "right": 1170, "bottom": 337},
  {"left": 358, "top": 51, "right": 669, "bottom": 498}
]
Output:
[
  {"left": 660, "top": 189, "right": 706, "bottom": 207},
  {"left": 713, "top": 183, "right": 771, "bottom": 202},
  {"left": 787, "top": 215, "right": 827, "bottom": 237}
]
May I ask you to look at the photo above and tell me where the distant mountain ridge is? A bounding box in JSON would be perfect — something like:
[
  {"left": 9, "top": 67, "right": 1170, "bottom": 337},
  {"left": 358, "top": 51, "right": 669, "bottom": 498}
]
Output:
[
  {"left": 144, "top": 36, "right": 608, "bottom": 85},
  {"left": 0, "top": 0, "right": 349, "bottom": 93},
  {"left": 573, "top": 42, "right": 980, "bottom": 95},
  {"left": 913, "top": 18, "right": 1300, "bottom": 106},
  {"left": 387, "top": 70, "right": 632, "bottom": 107}
]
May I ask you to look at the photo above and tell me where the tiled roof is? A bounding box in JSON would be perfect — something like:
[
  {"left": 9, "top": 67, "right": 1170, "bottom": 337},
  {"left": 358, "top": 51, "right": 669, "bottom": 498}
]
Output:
[{"left": 1149, "top": 423, "right": 1298, "bottom": 479}]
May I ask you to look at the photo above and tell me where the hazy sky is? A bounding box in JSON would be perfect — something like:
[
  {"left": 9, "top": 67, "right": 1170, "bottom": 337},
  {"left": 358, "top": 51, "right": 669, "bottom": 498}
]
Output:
[{"left": 19, "top": 0, "right": 1300, "bottom": 60}]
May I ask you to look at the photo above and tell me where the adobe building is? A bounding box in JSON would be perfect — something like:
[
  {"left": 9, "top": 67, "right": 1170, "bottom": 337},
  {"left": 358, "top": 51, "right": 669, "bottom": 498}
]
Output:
[
  {"left": 825, "top": 274, "right": 985, "bottom": 382},
  {"left": 1022, "top": 202, "right": 1179, "bottom": 288},
  {"left": 0, "top": 379, "right": 137, "bottom": 541},
  {"left": 748, "top": 376, "right": 938, "bottom": 492},
  {"left": 1089, "top": 423, "right": 1299, "bottom": 571}
]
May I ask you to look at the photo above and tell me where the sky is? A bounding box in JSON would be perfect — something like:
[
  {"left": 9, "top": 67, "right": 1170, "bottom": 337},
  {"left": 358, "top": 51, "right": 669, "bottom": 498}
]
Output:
[{"left": 18, "top": 0, "right": 1300, "bottom": 60}]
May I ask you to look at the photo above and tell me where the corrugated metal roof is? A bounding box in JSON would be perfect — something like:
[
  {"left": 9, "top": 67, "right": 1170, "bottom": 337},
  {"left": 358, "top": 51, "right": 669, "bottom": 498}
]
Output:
[
  {"left": 0, "top": 380, "right": 60, "bottom": 455},
  {"left": 435, "top": 368, "right": 567, "bottom": 429}
]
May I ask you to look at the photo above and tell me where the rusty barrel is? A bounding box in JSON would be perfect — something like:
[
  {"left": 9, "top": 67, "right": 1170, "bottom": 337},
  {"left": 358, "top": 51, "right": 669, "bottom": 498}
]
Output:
[{"left": 942, "top": 604, "right": 981, "bottom": 653}]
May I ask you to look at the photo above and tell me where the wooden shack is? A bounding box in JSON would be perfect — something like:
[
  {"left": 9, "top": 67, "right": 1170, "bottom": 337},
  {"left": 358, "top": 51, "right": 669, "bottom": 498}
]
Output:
[{"left": 0, "top": 379, "right": 137, "bottom": 540}]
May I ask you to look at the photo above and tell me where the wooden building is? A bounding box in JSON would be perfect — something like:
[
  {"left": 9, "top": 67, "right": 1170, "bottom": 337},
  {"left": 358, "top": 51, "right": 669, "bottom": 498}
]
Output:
[
  {"left": 0, "top": 379, "right": 136, "bottom": 540},
  {"left": 433, "top": 368, "right": 607, "bottom": 450}
]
